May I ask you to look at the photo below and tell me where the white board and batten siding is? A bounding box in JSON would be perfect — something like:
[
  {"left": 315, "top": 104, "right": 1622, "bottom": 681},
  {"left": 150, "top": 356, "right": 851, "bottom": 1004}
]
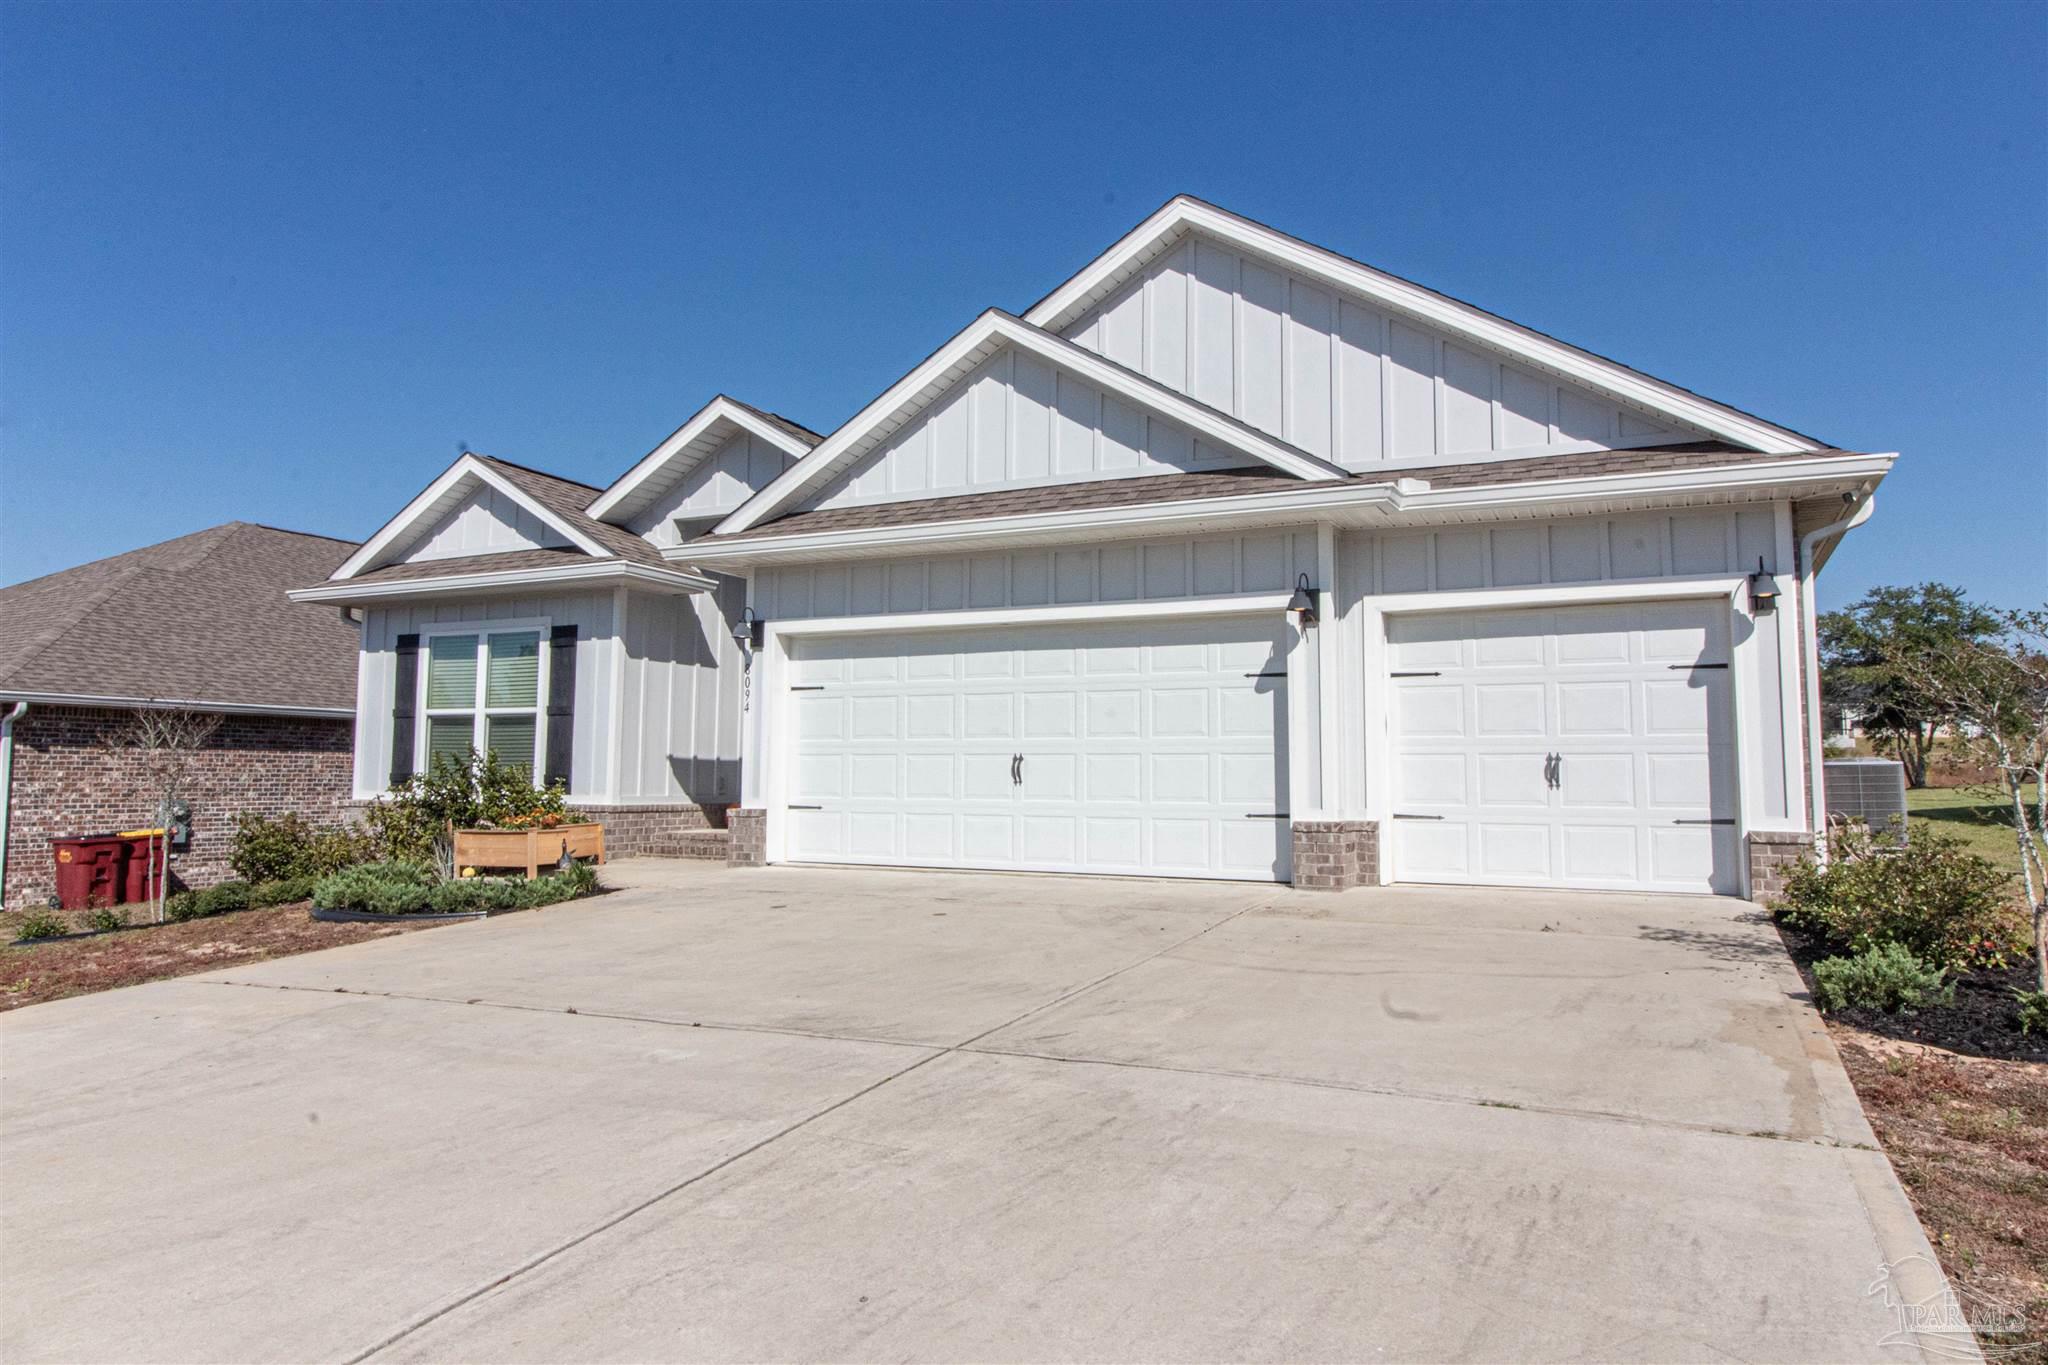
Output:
[
  {"left": 802, "top": 347, "right": 1251, "bottom": 512},
  {"left": 1064, "top": 235, "right": 1698, "bottom": 471},
  {"left": 396, "top": 484, "right": 569, "bottom": 563},
  {"left": 629, "top": 429, "right": 792, "bottom": 547},
  {"left": 751, "top": 529, "right": 1321, "bottom": 621},
  {"left": 355, "top": 585, "right": 747, "bottom": 806}
]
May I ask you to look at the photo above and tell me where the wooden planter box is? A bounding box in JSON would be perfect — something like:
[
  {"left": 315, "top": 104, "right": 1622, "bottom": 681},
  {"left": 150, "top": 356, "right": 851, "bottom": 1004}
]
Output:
[{"left": 452, "top": 823, "right": 605, "bottom": 878}]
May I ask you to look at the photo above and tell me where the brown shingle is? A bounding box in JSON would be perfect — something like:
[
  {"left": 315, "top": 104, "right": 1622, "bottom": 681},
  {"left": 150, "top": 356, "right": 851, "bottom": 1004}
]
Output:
[
  {"left": 701, "top": 443, "right": 1842, "bottom": 545},
  {"left": 0, "top": 523, "right": 360, "bottom": 711}
]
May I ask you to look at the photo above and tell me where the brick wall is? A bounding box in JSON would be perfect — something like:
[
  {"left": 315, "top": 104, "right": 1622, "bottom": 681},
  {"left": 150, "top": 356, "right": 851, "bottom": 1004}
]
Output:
[
  {"left": 3, "top": 705, "right": 354, "bottom": 909},
  {"left": 1290, "top": 820, "right": 1378, "bottom": 891},
  {"left": 1746, "top": 830, "right": 1815, "bottom": 906},
  {"left": 572, "top": 803, "right": 728, "bottom": 859},
  {"left": 726, "top": 808, "right": 767, "bottom": 867}
]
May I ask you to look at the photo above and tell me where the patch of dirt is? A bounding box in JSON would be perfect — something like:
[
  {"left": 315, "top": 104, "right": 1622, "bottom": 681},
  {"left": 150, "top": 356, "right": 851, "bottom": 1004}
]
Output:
[
  {"left": 1777, "top": 918, "right": 2048, "bottom": 1063},
  {"left": 0, "top": 904, "right": 438, "bottom": 1011},
  {"left": 1835, "top": 1031, "right": 2048, "bottom": 1361}
]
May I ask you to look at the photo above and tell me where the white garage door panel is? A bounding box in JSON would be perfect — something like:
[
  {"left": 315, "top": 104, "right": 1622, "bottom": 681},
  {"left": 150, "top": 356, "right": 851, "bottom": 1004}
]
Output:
[
  {"left": 1390, "top": 600, "right": 1738, "bottom": 895},
  {"left": 787, "top": 617, "right": 1290, "bottom": 881}
]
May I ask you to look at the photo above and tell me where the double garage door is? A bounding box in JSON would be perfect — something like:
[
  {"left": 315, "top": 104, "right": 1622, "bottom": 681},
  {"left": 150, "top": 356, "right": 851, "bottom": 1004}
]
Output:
[
  {"left": 1388, "top": 600, "right": 1740, "bottom": 895},
  {"left": 780, "top": 599, "right": 1739, "bottom": 894},
  {"left": 785, "top": 617, "right": 1293, "bottom": 881}
]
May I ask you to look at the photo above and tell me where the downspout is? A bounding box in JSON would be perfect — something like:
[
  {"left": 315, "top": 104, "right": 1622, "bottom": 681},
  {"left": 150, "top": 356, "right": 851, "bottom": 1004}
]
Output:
[
  {"left": 1800, "top": 493, "right": 1877, "bottom": 840},
  {"left": 0, "top": 702, "right": 28, "bottom": 909}
]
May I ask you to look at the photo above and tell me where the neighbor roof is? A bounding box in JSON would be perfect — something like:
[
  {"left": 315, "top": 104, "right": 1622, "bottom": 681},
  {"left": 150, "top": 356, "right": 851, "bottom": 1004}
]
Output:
[{"left": 0, "top": 522, "right": 360, "bottom": 712}]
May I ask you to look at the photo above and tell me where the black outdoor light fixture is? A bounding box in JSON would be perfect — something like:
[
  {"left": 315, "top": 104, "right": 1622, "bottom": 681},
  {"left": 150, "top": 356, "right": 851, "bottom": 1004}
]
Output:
[
  {"left": 1288, "top": 573, "right": 1319, "bottom": 628},
  {"left": 1747, "top": 557, "right": 1780, "bottom": 614},
  {"left": 732, "top": 606, "right": 765, "bottom": 649}
]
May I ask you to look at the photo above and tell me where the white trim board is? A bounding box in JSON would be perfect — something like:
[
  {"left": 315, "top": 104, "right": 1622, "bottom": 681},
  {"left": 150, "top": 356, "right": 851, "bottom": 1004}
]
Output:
[
  {"left": 587, "top": 396, "right": 816, "bottom": 525},
  {"left": 291, "top": 560, "right": 717, "bottom": 604},
  {"left": 332, "top": 455, "right": 614, "bottom": 581},
  {"left": 0, "top": 690, "right": 354, "bottom": 719},
  {"left": 1024, "top": 196, "right": 1828, "bottom": 457},
  {"left": 764, "top": 592, "right": 1295, "bottom": 640},
  {"left": 711, "top": 311, "right": 1349, "bottom": 538}
]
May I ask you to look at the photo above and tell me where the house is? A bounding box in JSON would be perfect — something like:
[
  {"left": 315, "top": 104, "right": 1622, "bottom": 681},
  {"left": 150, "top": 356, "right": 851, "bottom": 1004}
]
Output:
[
  {"left": 294, "top": 197, "right": 1890, "bottom": 899},
  {"left": 0, "top": 522, "right": 361, "bottom": 907}
]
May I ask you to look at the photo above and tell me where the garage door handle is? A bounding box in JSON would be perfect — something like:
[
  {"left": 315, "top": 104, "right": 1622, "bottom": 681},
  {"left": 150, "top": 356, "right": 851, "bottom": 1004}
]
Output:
[{"left": 1011, "top": 754, "right": 1022, "bottom": 785}]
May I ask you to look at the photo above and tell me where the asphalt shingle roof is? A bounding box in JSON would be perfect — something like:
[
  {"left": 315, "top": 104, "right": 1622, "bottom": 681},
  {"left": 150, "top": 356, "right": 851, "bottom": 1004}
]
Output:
[{"left": 0, "top": 522, "right": 361, "bottom": 711}]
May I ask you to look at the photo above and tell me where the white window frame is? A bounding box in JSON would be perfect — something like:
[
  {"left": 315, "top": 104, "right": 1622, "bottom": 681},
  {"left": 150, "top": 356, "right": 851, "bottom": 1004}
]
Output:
[{"left": 414, "top": 618, "right": 553, "bottom": 777}]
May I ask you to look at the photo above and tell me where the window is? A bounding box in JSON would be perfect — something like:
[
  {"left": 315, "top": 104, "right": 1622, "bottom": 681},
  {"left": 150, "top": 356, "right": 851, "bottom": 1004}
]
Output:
[{"left": 420, "top": 629, "right": 544, "bottom": 775}]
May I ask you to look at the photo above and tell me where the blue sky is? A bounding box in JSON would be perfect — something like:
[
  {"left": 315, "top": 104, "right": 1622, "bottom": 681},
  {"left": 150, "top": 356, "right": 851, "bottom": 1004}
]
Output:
[{"left": 2, "top": 0, "right": 2042, "bottom": 610}]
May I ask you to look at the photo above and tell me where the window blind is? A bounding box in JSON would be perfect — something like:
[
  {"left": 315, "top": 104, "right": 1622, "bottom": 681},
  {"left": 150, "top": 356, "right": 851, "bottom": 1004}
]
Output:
[
  {"left": 425, "top": 635, "right": 479, "bottom": 710},
  {"left": 486, "top": 631, "right": 541, "bottom": 709}
]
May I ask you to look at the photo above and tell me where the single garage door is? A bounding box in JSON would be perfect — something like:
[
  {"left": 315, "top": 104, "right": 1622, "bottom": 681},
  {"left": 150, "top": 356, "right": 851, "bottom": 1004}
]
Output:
[
  {"left": 785, "top": 616, "right": 1291, "bottom": 881},
  {"left": 1388, "top": 600, "right": 1739, "bottom": 894}
]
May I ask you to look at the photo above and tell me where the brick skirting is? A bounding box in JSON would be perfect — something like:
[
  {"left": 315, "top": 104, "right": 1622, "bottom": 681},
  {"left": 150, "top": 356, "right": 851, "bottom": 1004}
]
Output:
[
  {"left": 726, "top": 809, "right": 767, "bottom": 867},
  {"left": 1746, "top": 830, "right": 1815, "bottom": 905},
  {"left": 571, "top": 803, "right": 728, "bottom": 859},
  {"left": 1291, "top": 820, "right": 1378, "bottom": 891}
]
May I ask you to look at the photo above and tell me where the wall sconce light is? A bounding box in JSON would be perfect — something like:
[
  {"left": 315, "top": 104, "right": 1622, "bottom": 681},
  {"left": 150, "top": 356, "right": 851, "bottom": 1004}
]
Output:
[
  {"left": 1288, "top": 573, "right": 1319, "bottom": 628},
  {"left": 732, "top": 606, "right": 765, "bottom": 649},
  {"left": 1747, "top": 557, "right": 1780, "bottom": 614}
]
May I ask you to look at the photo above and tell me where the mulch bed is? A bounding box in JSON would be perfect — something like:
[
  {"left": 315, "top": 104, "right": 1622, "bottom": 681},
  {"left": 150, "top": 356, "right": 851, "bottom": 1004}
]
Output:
[
  {"left": 0, "top": 902, "right": 440, "bottom": 1011},
  {"left": 1775, "top": 917, "right": 2048, "bottom": 1063},
  {"left": 1834, "top": 1032, "right": 2048, "bottom": 1361}
]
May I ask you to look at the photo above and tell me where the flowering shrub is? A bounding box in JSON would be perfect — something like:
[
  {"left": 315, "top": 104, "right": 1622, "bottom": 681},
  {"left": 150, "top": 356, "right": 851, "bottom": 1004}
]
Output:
[{"left": 1774, "top": 823, "right": 2025, "bottom": 969}]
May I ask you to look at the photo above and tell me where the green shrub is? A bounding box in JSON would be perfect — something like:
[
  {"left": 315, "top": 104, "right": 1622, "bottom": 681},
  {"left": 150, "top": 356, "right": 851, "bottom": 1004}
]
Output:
[
  {"left": 166, "top": 881, "right": 253, "bottom": 922},
  {"left": 1773, "top": 824, "right": 2024, "bottom": 969},
  {"left": 314, "top": 858, "right": 597, "bottom": 916},
  {"left": 248, "top": 876, "right": 318, "bottom": 909},
  {"left": 15, "top": 910, "right": 67, "bottom": 941},
  {"left": 85, "top": 906, "right": 127, "bottom": 933},
  {"left": 366, "top": 750, "right": 570, "bottom": 865},
  {"left": 230, "top": 813, "right": 377, "bottom": 883},
  {"left": 1811, "top": 943, "right": 1955, "bottom": 1014},
  {"left": 311, "top": 862, "right": 436, "bottom": 915},
  {"left": 2015, "top": 990, "right": 2048, "bottom": 1036}
]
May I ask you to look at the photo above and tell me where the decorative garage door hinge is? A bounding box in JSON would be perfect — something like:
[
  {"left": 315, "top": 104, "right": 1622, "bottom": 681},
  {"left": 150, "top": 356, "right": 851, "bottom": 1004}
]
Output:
[
  {"left": 1244, "top": 812, "right": 1291, "bottom": 820},
  {"left": 789, "top": 685, "right": 827, "bottom": 691},
  {"left": 787, "top": 804, "right": 824, "bottom": 811},
  {"left": 1244, "top": 671, "right": 1288, "bottom": 678},
  {"left": 1672, "top": 817, "right": 1736, "bottom": 825},
  {"left": 1391, "top": 812, "right": 1445, "bottom": 820},
  {"left": 1668, "top": 663, "right": 1728, "bottom": 670},
  {"left": 1389, "top": 670, "right": 1441, "bottom": 677}
]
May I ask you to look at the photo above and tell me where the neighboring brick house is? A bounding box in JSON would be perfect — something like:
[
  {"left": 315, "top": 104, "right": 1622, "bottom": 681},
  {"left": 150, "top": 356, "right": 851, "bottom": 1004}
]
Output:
[{"left": 0, "top": 523, "right": 360, "bottom": 907}]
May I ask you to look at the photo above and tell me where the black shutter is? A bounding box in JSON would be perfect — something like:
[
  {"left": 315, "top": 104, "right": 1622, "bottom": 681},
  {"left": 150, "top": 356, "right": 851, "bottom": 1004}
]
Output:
[
  {"left": 389, "top": 634, "right": 420, "bottom": 787},
  {"left": 544, "top": 624, "right": 577, "bottom": 789}
]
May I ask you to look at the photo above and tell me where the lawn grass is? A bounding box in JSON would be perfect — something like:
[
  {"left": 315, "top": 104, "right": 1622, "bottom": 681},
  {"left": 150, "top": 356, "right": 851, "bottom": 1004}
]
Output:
[{"left": 1908, "top": 783, "right": 2044, "bottom": 871}]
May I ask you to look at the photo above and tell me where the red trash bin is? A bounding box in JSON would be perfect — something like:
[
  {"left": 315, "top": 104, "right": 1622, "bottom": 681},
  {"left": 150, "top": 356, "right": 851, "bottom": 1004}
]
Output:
[
  {"left": 49, "top": 835, "right": 130, "bottom": 910},
  {"left": 118, "top": 831, "right": 167, "bottom": 904}
]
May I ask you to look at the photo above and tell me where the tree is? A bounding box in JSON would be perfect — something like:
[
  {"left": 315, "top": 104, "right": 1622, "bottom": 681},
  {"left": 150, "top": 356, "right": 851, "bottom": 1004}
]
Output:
[
  {"left": 1884, "top": 607, "right": 2048, "bottom": 991},
  {"left": 99, "top": 708, "right": 221, "bottom": 921},
  {"left": 1819, "top": 583, "right": 2003, "bottom": 786}
]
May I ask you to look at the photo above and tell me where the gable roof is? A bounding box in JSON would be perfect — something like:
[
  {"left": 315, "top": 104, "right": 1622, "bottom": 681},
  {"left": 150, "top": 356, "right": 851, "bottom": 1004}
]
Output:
[
  {"left": 1023, "top": 195, "right": 1830, "bottom": 457},
  {"left": 711, "top": 310, "right": 1350, "bottom": 537},
  {"left": 330, "top": 453, "right": 663, "bottom": 582},
  {"left": 585, "top": 395, "right": 819, "bottom": 526},
  {"left": 0, "top": 523, "right": 360, "bottom": 713}
]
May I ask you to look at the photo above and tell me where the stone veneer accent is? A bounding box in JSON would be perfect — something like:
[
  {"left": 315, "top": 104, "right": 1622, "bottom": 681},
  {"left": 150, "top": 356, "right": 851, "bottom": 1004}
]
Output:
[
  {"left": 726, "top": 808, "right": 767, "bottom": 867},
  {"left": 3, "top": 705, "right": 354, "bottom": 909},
  {"left": 1290, "top": 820, "right": 1378, "bottom": 891},
  {"left": 1746, "top": 830, "right": 1815, "bottom": 905},
  {"left": 571, "top": 803, "right": 727, "bottom": 860}
]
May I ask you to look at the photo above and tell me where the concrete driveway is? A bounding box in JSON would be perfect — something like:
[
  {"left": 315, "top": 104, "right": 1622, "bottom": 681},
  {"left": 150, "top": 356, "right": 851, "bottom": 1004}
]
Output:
[{"left": 2, "top": 860, "right": 1967, "bottom": 1362}]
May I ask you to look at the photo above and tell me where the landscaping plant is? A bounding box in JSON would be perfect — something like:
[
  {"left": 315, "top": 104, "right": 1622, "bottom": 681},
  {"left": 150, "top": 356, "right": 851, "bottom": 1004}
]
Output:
[
  {"left": 229, "top": 813, "right": 376, "bottom": 883},
  {"left": 14, "top": 910, "right": 67, "bottom": 942},
  {"left": 2014, "top": 990, "right": 2048, "bottom": 1036},
  {"left": 85, "top": 907, "right": 127, "bottom": 933},
  {"left": 1811, "top": 943, "right": 1954, "bottom": 1014},
  {"left": 312, "top": 859, "right": 596, "bottom": 916},
  {"left": 1774, "top": 823, "right": 2024, "bottom": 969},
  {"left": 365, "top": 750, "right": 572, "bottom": 865}
]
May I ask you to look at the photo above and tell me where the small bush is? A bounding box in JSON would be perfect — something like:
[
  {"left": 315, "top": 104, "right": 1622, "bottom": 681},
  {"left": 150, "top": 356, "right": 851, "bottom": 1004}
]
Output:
[
  {"left": 314, "top": 859, "right": 597, "bottom": 916},
  {"left": 166, "top": 881, "right": 253, "bottom": 922},
  {"left": 85, "top": 906, "right": 128, "bottom": 933},
  {"left": 230, "top": 812, "right": 376, "bottom": 883},
  {"left": 15, "top": 910, "right": 67, "bottom": 941},
  {"left": 311, "top": 862, "right": 436, "bottom": 915},
  {"left": 1773, "top": 824, "right": 2024, "bottom": 969},
  {"left": 2015, "top": 990, "right": 2048, "bottom": 1036},
  {"left": 1812, "top": 943, "right": 1954, "bottom": 1014},
  {"left": 366, "top": 750, "right": 571, "bottom": 865},
  {"left": 248, "top": 875, "right": 318, "bottom": 909}
]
